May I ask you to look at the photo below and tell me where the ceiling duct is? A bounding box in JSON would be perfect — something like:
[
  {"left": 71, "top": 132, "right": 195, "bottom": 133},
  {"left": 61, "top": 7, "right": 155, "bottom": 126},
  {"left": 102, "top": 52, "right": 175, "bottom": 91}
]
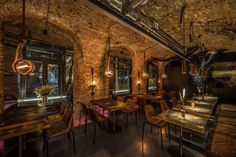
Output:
[{"left": 86, "top": 0, "right": 190, "bottom": 62}]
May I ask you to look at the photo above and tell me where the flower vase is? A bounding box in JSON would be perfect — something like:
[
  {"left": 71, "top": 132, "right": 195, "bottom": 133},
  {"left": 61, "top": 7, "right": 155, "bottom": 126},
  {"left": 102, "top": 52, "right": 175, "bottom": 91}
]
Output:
[
  {"left": 42, "top": 95, "right": 48, "bottom": 104},
  {"left": 181, "top": 109, "right": 185, "bottom": 118}
]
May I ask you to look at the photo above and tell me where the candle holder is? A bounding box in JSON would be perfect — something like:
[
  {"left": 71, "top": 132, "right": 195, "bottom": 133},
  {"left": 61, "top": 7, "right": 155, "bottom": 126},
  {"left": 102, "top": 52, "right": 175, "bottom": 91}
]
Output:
[
  {"left": 181, "top": 109, "right": 185, "bottom": 118},
  {"left": 90, "top": 67, "right": 96, "bottom": 99},
  {"left": 191, "top": 102, "right": 195, "bottom": 109},
  {"left": 137, "top": 71, "right": 141, "bottom": 93}
]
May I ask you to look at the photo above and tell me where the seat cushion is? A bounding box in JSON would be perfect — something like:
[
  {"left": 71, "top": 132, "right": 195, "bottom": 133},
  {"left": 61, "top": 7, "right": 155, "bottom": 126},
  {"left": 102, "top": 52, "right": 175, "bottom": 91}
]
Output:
[
  {"left": 147, "top": 116, "right": 167, "bottom": 128},
  {"left": 48, "top": 114, "right": 63, "bottom": 123}
]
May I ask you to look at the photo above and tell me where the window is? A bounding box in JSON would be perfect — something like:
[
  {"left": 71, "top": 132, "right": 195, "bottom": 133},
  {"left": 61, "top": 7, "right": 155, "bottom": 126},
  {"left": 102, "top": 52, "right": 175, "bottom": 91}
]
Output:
[
  {"left": 147, "top": 63, "right": 158, "bottom": 91},
  {"left": 109, "top": 57, "right": 132, "bottom": 94},
  {"left": 18, "top": 42, "right": 72, "bottom": 100}
]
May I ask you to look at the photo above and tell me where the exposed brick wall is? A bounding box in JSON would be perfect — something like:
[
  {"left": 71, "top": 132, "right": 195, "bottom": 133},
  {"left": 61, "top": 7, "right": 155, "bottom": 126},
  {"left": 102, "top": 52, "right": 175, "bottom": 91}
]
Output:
[{"left": 0, "top": 1, "right": 176, "bottom": 108}]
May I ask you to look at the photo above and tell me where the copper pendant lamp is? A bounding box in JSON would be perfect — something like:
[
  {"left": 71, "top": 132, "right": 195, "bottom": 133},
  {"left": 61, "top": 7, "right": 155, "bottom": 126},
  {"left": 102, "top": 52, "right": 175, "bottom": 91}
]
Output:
[{"left": 12, "top": 0, "right": 34, "bottom": 76}]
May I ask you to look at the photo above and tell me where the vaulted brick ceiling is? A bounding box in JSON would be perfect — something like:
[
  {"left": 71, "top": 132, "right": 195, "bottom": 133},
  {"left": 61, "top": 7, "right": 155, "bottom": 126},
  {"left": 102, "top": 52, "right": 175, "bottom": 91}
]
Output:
[
  {"left": 0, "top": 0, "right": 176, "bottom": 59},
  {"left": 137, "top": 0, "right": 236, "bottom": 52}
]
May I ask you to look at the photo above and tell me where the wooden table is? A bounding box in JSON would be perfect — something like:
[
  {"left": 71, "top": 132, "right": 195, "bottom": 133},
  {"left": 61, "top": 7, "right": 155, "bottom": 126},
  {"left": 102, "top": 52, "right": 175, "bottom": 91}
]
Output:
[
  {"left": 0, "top": 104, "right": 50, "bottom": 157},
  {"left": 172, "top": 106, "right": 212, "bottom": 118},
  {"left": 92, "top": 99, "right": 125, "bottom": 131},
  {"left": 158, "top": 109, "right": 209, "bottom": 156},
  {"left": 187, "top": 96, "right": 218, "bottom": 109}
]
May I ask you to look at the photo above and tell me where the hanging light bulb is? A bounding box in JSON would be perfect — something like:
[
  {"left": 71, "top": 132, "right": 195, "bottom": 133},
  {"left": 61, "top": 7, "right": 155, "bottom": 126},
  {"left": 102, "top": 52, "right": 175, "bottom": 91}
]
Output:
[
  {"left": 105, "top": 64, "right": 113, "bottom": 77},
  {"left": 161, "top": 66, "right": 167, "bottom": 80},
  {"left": 105, "top": 27, "right": 113, "bottom": 78},
  {"left": 161, "top": 72, "right": 167, "bottom": 80}
]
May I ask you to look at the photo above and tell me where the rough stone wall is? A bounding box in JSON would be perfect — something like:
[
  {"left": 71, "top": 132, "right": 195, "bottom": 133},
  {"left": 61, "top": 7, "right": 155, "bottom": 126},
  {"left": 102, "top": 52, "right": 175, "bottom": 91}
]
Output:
[{"left": 0, "top": 0, "right": 176, "bottom": 107}]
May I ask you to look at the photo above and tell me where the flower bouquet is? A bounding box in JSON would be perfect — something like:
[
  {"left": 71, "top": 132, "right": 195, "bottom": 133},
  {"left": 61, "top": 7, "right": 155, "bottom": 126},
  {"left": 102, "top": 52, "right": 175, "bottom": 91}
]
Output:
[{"left": 33, "top": 85, "right": 54, "bottom": 96}]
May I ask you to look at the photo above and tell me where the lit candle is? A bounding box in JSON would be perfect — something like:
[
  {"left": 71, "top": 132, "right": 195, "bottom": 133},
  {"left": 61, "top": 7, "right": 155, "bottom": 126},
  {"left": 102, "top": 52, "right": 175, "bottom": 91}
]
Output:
[{"left": 191, "top": 102, "right": 195, "bottom": 108}]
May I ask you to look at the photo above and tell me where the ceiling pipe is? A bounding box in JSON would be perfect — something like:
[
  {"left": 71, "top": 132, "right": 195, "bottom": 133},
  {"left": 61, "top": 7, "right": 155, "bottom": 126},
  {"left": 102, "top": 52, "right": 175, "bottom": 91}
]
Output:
[
  {"left": 129, "top": 0, "right": 148, "bottom": 9},
  {"left": 82, "top": 0, "right": 191, "bottom": 62}
]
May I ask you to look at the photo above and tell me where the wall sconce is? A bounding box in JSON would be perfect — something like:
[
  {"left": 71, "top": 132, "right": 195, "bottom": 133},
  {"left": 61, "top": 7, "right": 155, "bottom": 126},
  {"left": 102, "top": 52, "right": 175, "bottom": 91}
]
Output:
[
  {"left": 137, "top": 71, "right": 142, "bottom": 93},
  {"left": 90, "top": 67, "right": 96, "bottom": 98}
]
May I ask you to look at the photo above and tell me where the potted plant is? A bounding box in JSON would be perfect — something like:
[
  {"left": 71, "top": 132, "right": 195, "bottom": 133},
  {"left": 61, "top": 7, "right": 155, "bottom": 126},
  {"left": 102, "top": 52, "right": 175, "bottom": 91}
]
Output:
[{"left": 33, "top": 85, "right": 54, "bottom": 103}]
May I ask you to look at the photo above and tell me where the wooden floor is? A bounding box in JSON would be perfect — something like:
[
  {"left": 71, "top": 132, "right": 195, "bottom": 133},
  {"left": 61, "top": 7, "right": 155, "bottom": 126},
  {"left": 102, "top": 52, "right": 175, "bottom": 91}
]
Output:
[{"left": 1, "top": 114, "right": 205, "bottom": 157}]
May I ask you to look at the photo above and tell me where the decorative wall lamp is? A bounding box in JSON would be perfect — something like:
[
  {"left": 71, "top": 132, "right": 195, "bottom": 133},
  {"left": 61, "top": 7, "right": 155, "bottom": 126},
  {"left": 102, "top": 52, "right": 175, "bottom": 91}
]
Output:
[
  {"left": 105, "top": 27, "right": 113, "bottom": 78},
  {"left": 12, "top": 0, "right": 34, "bottom": 76},
  {"left": 137, "top": 71, "right": 142, "bottom": 93},
  {"left": 90, "top": 67, "right": 96, "bottom": 98}
]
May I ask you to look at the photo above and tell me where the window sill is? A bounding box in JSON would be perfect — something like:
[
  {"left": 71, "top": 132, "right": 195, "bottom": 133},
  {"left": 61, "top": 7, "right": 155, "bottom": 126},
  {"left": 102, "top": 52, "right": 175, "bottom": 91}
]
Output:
[{"left": 17, "top": 95, "right": 67, "bottom": 103}]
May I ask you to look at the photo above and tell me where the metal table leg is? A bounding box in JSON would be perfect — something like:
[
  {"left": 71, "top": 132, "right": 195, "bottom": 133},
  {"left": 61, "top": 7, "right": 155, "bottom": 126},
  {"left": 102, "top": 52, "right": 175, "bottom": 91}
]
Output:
[
  {"left": 18, "top": 136, "right": 22, "bottom": 157},
  {"left": 179, "top": 127, "right": 183, "bottom": 157},
  {"left": 113, "top": 112, "right": 116, "bottom": 130}
]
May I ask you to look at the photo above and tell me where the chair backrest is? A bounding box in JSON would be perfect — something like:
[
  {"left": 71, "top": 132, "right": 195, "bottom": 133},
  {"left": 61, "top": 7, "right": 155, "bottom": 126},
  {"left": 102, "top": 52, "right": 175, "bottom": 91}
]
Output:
[
  {"left": 117, "top": 96, "right": 124, "bottom": 102},
  {"left": 167, "top": 91, "right": 177, "bottom": 100},
  {"left": 156, "top": 93, "right": 164, "bottom": 99},
  {"left": 160, "top": 100, "right": 169, "bottom": 111},
  {"left": 126, "top": 98, "right": 136, "bottom": 107},
  {"left": 87, "top": 108, "right": 100, "bottom": 123},
  {"left": 170, "top": 97, "right": 178, "bottom": 107},
  {"left": 59, "top": 102, "right": 68, "bottom": 116},
  {"left": 144, "top": 105, "right": 156, "bottom": 121},
  {"left": 63, "top": 109, "right": 74, "bottom": 131},
  {"left": 80, "top": 102, "right": 89, "bottom": 115}
]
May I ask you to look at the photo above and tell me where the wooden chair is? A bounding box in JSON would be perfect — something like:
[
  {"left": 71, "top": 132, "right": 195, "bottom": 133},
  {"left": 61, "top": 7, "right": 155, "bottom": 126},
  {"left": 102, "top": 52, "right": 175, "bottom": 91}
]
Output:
[
  {"left": 160, "top": 100, "right": 177, "bottom": 136},
  {"left": 47, "top": 102, "right": 67, "bottom": 123},
  {"left": 142, "top": 105, "right": 169, "bottom": 151},
  {"left": 44, "top": 109, "right": 76, "bottom": 157},
  {"left": 119, "top": 98, "right": 137, "bottom": 128},
  {"left": 170, "top": 97, "right": 178, "bottom": 108},
  {"left": 160, "top": 100, "right": 169, "bottom": 111},
  {"left": 78, "top": 101, "right": 90, "bottom": 136},
  {"left": 87, "top": 108, "right": 109, "bottom": 144}
]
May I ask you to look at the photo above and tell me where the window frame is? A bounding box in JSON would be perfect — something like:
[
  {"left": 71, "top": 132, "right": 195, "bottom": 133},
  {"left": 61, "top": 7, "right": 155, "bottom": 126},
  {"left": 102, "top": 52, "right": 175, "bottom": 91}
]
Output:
[
  {"left": 109, "top": 56, "right": 132, "bottom": 95},
  {"left": 18, "top": 43, "right": 71, "bottom": 100},
  {"left": 147, "top": 63, "right": 158, "bottom": 92}
]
